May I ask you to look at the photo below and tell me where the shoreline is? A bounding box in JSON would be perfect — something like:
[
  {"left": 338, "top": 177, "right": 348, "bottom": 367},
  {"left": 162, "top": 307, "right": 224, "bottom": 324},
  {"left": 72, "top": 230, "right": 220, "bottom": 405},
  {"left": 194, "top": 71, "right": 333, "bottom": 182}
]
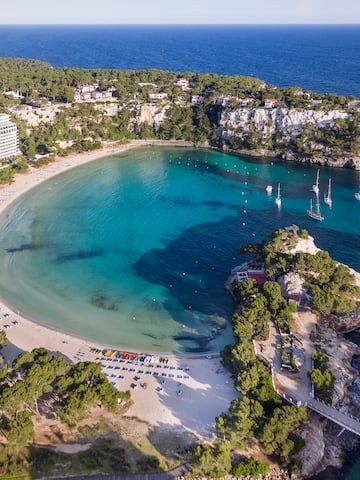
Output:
[
  {"left": 0, "top": 138, "right": 213, "bottom": 358},
  {"left": 0, "top": 139, "right": 236, "bottom": 437}
]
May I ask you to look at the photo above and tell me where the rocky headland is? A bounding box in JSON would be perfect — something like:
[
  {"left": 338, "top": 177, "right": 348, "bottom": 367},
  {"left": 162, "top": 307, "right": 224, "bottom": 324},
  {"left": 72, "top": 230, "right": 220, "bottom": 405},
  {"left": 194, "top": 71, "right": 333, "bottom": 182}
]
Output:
[{"left": 225, "top": 229, "right": 360, "bottom": 478}]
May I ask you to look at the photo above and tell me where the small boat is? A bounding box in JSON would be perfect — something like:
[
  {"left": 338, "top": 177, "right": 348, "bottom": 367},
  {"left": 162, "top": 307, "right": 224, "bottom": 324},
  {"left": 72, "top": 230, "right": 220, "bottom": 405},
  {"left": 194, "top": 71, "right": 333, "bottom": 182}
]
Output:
[
  {"left": 324, "top": 178, "right": 332, "bottom": 207},
  {"left": 355, "top": 172, "right": 360, "bottom": 200},
  {"left": 275, "top": 183, "right": 281, "bottom": 208},
  {"left": 312, "top": 169, "right": 320, "bottom": 195},
  {"left": 307, "top": 195, "right": 324, "bottom": 221},
  {"left": 266, "top": 185, "right": 273, "bottom": 195}
]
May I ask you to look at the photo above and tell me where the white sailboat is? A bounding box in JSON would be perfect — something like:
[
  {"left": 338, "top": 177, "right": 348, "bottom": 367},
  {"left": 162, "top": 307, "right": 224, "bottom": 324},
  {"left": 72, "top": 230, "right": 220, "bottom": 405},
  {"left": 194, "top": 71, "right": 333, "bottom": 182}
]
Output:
[
  {"left": 275, "top": 183, "right": 281, "bottom": 208},
  {"left": 312, "top": 169, "right": 320, "bottom": 195},
  {"left": 307, "top": 193, "right": 324, "bottom": 221},
  {"left": 355, "top": 172, "right": 360, "bottom": 200},
  {"left": 324, "top": 178, "right": 332, "bottom": 207},
  {"left": 266, "top": 185, "right": 273, "bottom": 195}
]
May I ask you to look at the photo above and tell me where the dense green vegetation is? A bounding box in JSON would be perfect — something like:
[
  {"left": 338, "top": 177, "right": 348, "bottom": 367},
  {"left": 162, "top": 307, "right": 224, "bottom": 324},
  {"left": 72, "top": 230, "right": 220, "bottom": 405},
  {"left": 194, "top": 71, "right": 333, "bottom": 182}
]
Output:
[
  {"left": 0, "top": 58, "right": 359, "bottom": 171},
  {"left": 308, "top": 351, "right": 335, "bottom": 403},
  {"left": 191, "top": 442, "right": 270, "bottom": 479},
  {"left": 245, "top": 227, "right": 359, "bottom": 317},
  {"left": 198, "top": 226, "right": 359, "bottom": 478},
  {"left": 215, "top": 273, "right": 305, "bottom": 471},
  {"left": 232, "top": 456, "right": 269, "bottom": 478},
  {"left": 0, "top": 347, "right": 130, "bottom": 476}
]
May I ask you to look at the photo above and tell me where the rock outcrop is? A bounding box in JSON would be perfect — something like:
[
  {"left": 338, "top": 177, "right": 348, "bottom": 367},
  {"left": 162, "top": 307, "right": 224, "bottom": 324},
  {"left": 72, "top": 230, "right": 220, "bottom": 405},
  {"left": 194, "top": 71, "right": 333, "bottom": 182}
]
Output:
[
  {"left": 295, "top": 413, "right": 343, "bottom": 478},
  {"left": 138, "top": 103, "right": 169, "bottom": 129},
  {"left": 216, "top": 107, "right": 360, "bottom": 169},
  {"left": 218, "top": 107, "right": 350, "bottom": 141}
]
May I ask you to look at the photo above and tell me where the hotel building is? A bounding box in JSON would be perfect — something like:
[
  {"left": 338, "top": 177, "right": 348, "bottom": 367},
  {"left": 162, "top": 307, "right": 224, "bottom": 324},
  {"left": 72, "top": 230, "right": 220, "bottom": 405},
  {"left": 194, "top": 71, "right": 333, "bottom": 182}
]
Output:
[{"left": 0, "top": 114, "right": 19, "bottom": 161}]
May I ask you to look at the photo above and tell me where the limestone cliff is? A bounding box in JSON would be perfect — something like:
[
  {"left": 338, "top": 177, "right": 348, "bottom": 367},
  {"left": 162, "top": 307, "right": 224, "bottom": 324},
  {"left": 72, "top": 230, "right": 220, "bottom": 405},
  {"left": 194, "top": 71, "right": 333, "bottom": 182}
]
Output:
[
  {"left": 218, "top": 107, "right": 350, "bottom": 140},
  {"left": 137, "top": 103, "right": 169, "bottom": 129},
  {"left": 216, "top": 107, "right": 360, "bottom": 169}
]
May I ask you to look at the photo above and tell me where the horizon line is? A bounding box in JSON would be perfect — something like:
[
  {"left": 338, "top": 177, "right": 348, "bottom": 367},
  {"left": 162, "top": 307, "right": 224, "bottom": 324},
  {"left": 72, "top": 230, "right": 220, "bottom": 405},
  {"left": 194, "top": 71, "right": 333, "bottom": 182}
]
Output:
[{"left": 0, "top": 22, "right": 359, "bottom": 26}]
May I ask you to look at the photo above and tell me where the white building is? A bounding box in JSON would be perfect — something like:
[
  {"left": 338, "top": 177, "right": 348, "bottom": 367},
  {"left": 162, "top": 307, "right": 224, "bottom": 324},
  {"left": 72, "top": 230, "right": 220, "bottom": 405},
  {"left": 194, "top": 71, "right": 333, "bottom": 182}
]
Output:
[
  {"left": 264, "top": 98, "right": 279, "bottom": 108},
  {"left": 176, "top": 78, "right": 190, "bottom": 91},
  {"left": 148, "top": 92, "right": 168, "bottom": 100},
  {"left": 238, "top": 97, "right": 253, "bottom": 107},
  {"left": 191, "top": 95, "right": 204, "bottom": 104},
  {"left": 214, "top": 94, "right": 233, "bottom": 106},
  {"left": 0, "top": 114, "right": 19, "bottom": 161}
]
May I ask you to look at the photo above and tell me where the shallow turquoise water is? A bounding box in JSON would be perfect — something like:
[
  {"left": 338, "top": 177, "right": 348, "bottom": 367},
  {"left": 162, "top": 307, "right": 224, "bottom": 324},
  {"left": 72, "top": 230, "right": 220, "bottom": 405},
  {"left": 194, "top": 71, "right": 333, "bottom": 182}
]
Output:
[{"left": 0, "top": 147, "right": 359, "bottom": 353}]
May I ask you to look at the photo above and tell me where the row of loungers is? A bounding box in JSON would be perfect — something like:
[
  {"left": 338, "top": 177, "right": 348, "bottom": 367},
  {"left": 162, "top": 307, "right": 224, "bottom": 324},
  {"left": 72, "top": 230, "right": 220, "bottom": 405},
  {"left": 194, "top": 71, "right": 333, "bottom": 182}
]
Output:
[
  {"left": 104, "top": 370, "right": 189, "bottom": 380},
  {"left": 97, "top": 356, "right": 190, "bottom": 372}
]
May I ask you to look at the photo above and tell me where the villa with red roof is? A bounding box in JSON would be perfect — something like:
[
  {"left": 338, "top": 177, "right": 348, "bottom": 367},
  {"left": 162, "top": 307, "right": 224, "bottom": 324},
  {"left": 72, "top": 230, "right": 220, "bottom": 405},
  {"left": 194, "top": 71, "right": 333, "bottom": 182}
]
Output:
[{"left": 236, "top": 269, "right": 268, "bottom": 285}]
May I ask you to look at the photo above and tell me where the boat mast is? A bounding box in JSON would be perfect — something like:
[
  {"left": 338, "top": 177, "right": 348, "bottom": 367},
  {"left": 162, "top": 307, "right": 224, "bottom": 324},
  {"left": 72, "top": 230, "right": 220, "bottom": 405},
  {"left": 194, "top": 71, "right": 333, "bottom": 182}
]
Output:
[
  {"left": 275, "top": 183, "right": 281, "bottom": 207},
  {"left": 324, "top": 178, "right": 332, "bottom": 207},
  {"left": 312, "top": 169, "right": 320, "bottom": 195}
]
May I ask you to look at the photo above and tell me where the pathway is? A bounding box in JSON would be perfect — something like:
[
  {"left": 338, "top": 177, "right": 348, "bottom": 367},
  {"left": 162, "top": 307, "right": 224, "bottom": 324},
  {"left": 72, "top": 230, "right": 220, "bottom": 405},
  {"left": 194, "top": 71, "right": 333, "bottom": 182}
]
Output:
[{"left": 256, "top": 313, "right": 360, "bottom": 436}]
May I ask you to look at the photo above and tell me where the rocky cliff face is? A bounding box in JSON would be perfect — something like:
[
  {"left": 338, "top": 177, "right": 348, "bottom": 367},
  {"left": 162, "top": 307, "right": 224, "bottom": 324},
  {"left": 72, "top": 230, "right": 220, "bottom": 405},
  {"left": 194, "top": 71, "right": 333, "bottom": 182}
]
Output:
[
  {"left": 217, "top": 107, "right": 360, "bottom": 168},
  {"left": 138, "top": 103, "right": 169, "bottom": 129},
  {"left": 218, "top": 107, "right": 350, "bottom": 141}
]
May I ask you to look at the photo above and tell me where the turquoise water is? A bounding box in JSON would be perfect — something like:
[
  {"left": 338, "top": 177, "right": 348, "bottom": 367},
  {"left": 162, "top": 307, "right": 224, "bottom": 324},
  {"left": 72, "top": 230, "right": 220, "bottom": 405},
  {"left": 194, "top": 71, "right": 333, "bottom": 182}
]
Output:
[{"left": 0, "top": 147, "right": 359, "bottom": 353}]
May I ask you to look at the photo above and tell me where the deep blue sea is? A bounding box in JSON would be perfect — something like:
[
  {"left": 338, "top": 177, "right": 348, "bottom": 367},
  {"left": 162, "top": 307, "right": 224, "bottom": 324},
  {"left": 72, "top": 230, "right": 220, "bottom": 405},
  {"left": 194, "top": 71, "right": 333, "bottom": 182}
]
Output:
[{"left": 0, "top": 24, "right": 360, "bottom": 97}]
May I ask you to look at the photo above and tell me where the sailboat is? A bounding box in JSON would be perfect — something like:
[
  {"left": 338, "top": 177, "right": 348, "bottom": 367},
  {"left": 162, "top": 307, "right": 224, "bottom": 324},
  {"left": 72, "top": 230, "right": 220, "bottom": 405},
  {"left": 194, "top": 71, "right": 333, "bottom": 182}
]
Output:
[
  {"left": 355, "top": 172, "right": 360, "bottom": 200},
  {"left": 266, "top": 185, "right": 273, "bottom": 195},
  {"left": 307, "top": 193, "right": 324, "bottom": 221},
  {"left": 312, "top": 169, "right": 320, "bottom": 195},
  {"left": 324, "top": 178, "right": 332, "bottom": 207},
  {"left": 275, "top": 183, "right": 281, "bottom": 208}
]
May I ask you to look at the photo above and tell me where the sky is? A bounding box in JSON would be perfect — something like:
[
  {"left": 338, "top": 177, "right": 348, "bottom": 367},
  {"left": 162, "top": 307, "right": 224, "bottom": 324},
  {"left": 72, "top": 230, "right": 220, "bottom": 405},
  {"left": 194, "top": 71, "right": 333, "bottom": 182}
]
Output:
[{"left": 2, "top": 0, "right": 360, "bottom": 24}]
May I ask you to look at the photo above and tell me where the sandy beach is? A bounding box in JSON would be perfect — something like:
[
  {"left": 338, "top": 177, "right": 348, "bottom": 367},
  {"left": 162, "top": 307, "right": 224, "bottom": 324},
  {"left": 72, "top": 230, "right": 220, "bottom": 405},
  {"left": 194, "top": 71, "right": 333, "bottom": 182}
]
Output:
[{"left": 0, "top": 140, "right": 236, "bottom": 440}]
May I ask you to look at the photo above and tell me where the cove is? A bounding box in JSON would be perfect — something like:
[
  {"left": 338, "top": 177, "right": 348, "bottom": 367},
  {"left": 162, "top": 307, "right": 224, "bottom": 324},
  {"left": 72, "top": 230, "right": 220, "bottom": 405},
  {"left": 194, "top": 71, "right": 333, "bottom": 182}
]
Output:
[{"left": 0, "top": 146, "right": 359, "bottom": 353}]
